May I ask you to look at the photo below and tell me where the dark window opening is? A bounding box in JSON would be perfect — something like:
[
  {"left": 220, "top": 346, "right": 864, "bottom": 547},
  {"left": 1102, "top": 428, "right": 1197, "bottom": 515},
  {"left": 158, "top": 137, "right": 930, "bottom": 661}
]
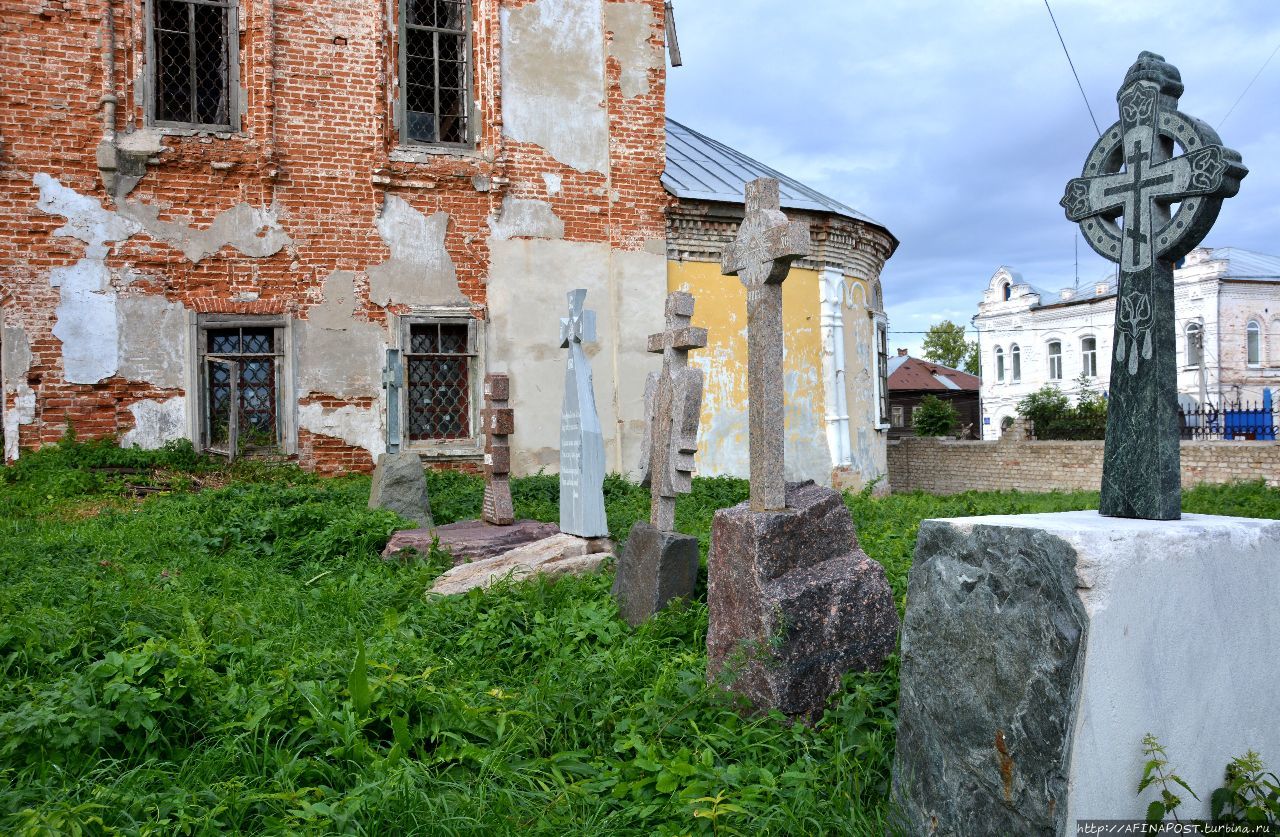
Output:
[
  {"left": 205, "top": 327, "right": 280, "bottom": 452},
  {"left": 402, "top": 0, "right": 470, "bottom": 144},
  {"left": 153, "top": 0, "right": 235, "bottom": 127},
  {"left": 406, "top": 321, "right": 473, "bottom": 440}
]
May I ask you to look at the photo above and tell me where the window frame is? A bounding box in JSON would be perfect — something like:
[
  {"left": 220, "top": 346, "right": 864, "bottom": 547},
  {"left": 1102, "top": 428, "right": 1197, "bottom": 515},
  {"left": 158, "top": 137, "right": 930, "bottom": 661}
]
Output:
[
  {"left": 398, "top": 312, "right": 484, "bottom": 456},
  {"left": 874, "top": 317, "right": 891, "bottom": 429},
  {"left": 1185, "top": 322, "right": 1204, "bottom": 369},
  {"left": 995, "top": 346, "right": 1005, "bottom": 383},
  {"left": 194, "top": 315, "right": 292, "bottom": 457},
  {"left": 1246, "top": 320, "right": 1262, "bottom": 367},
  {"left": 397, "top": 0, "right": 475, "bottom": 149},
  {"left": 1081, "top": 336, "right": 1098, "bottom": 378},
  {"left": 1010, "top": 344, "right": 1021, "bottom": 383},
  {"left": 1047, "top": 340, "right": 1063, "bottom": 381},
  {"left": 890, "top": 404, "right": 904, "bottom": 428},
  {"left": 146, "top": 0, "right": 241, "bottom": 132}
]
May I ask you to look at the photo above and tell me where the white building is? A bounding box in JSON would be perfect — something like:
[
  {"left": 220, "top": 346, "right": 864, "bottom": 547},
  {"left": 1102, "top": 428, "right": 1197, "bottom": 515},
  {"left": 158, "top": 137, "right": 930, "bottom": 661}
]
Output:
[{"left": 973, "top": 247, "right": 1280, "bottom": 440}]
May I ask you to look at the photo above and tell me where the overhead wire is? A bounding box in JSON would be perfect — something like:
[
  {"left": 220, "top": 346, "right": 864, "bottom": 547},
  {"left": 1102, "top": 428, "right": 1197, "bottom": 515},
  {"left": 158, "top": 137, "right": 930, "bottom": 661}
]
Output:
[
  {"left": 1043, "top": 0, "right": 1102, "bottom": 138},
  {"left": 1220, "top": 39, "right": 1280, "bottom": 128}
]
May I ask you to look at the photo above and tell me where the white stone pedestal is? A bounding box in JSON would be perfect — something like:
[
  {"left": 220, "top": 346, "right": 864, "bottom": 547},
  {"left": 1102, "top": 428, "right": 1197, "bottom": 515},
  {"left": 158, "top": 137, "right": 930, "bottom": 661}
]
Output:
[{"left": 892, "top": 511, "right": 1280, "bottom": 836}]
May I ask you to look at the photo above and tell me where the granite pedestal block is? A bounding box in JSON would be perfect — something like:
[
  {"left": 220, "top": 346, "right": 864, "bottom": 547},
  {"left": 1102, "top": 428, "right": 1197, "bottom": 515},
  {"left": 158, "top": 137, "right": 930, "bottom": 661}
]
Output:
[
  {"left": 892, "top": 511, "right": 1280, "bottom": 836},
  {"left": 706, "top": 481, "right": 899, "bottom": 719},
  {"left": 612, "top": 521, "right": 700, "bottom": 627}
]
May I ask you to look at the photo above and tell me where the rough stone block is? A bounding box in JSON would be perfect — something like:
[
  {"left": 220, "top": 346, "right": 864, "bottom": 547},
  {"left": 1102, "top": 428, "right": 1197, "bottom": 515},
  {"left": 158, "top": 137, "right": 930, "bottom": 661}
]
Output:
[
  {"left": 429, "top": 533, "right": 613, "bottom": 596},
  {"left": 382, "top": 518, "right": 558, "bottom": 563},
  {"left": 612, "top": 521, "right": 700, "bottom": 626},
  {"left": 368, "top": 452, "right": 432, "bottom": 528},
  {"left": 706, "top": 481, "right": 898, "bottom": 719},
  {"left": 892, "top": 511, "right": 1280, "bottom": 835}
]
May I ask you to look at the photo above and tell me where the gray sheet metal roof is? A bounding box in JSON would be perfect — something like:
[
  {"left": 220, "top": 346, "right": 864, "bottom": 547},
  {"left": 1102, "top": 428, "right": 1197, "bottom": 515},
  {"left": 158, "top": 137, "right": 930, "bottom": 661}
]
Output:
[
  {"left": 664, "top": 118, "right": 896, "bottom": 243},
  {"left": 1211, "top": 247, "right": 1280, "bottom": 280}
]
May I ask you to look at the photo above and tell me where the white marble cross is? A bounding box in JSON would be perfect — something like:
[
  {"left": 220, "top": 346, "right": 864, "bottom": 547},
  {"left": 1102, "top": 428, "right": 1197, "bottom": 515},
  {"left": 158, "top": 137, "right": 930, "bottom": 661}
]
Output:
[
  {"left": 558, "top": 289, "right": 608, "bottom": 537},
  {"left": 721, "top": 178, "right": 810, "bottom": 511},
  {"left": 640, "top": 291, "right": 707, "bottom": 531}
]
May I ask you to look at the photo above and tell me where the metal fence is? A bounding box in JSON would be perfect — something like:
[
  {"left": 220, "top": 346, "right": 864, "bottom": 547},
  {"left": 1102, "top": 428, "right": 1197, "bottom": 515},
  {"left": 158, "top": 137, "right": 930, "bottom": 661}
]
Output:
[{"left": 1179, "top": 401, "right": 1277, "bottom": 441}]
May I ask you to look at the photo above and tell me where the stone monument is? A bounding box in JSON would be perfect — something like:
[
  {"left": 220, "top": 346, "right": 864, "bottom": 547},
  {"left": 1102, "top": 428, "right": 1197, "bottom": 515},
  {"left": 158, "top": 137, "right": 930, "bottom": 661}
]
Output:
[
  {"left": 559, "top": 289, "right": 609, "bottom": 538},
  {"left": 892, "top": 54, "right": 1277, "bottom": 835},
  {"left": 481, "top": 373, "right": 515, "bottom": 526},
  {"left": 706, "top": 178, "right": 899, "bottom": 719},
  {"left": 1059, "top": 50, "right": 1246, "bottom": 520},
  {"left": 369, "top": 451, "right": 432, "bottom": 528},
  {"left": 612, "top": 291, "right": 706, "bottom": 626}
]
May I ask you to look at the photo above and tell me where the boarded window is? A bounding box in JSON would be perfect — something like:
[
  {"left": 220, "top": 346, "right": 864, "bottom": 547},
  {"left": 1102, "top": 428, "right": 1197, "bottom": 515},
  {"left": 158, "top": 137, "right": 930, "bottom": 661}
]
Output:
[
  {"left": 401, "top": 0, "right": 471, "bottom": 145},
  {"left": 406, "top": 320, "right": 476, "bottom": 440},
  {"left": 152, "top": 0, "right": 237, "bottom": 128}
]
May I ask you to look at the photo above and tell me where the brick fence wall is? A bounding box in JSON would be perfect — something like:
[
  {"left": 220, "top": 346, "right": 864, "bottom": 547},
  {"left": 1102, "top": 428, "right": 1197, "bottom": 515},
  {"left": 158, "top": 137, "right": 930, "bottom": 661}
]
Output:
[{"left": 888, "top": 423, "right": 1280, "bottom": 494}]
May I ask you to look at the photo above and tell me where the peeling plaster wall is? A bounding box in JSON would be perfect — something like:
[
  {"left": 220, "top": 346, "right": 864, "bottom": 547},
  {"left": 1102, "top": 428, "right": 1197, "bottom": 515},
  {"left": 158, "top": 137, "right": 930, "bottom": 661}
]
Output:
[
  {"left": 122, "top": 396, "right": 187, "bottom": 449},
  {"left": 2, "top": 325, "right": 35, "bottom": 462},
  {"left": 486, "top": 239, "right": 663, "bottom": 478},
  {"left": 298, "top": 271, "right": 384, "bottom": 403},
  {"left": 838, "top": 277, "right": 888, "bottom": 491},
  {"left": 369, "top": 196, "right": 464, "bottom": 307},
  {"left": 604, "top": 2, "right": 663, "bottom": 99},
  {"left": 118, "top": 201, "right": 292, "bottom": 264},
  {"left": 487, "top": 196, "right": 565, "bottom": 241},
  {"left": 118, "top": 295, "right": 186, "bottom": 389},
  {"left": 501, "top": 0, "right": 609, "bottom": 173},
  {"left": 668, "top": 260, "right": 836, "bottom": 486},
  {"left": 298, "top": 403, "right": 386, "bottom": 460}
]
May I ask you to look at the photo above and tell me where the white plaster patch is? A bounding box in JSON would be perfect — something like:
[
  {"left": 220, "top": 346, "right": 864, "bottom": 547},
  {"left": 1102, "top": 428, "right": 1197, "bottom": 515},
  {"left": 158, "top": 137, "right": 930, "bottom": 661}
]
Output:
[
  {"left": 121, "top": 396, "right": 187, "bottom": 449},
  {"left": 50, "top": 259, "right": 119, "bottom": 384},
  {"left": 118, "top": 295, "right": 187, "bottom": 389},
  {"left": 120, "top": 201, "right": 292, "bottom": 264},
  {"left": 501, "top": 0, "right": 608, "bottom": 173},
  {"left": 368, "top": 196, "right": 463, "bottom": 306},
  {"left": 487, "top": 196, "right": 565, "bottom": 241},
  {"left": 35, "top": 173, "right": 140, "bottom": 259},
  {"left": 298, "top": 402, "right": 386, "bottom": 458},
  {"left": 604, "top": 2, "right": 663, "bottom": 99},
  {"left": 542, "top": 172, "right": 563, "bottom": 196},
  {"left": 4, "top": 391, "right": 35, "bottom": 462}
]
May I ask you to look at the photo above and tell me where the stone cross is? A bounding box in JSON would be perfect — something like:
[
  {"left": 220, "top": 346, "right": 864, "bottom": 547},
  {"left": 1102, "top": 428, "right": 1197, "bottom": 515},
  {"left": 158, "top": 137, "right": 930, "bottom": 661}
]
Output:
[
  {"left": 559, "top": 289, "right": 609, "bottom": 538},
  {"left": 639, "top": 291, "right": 707, "bottom": 531},
  {"left": 721, "top": 177, "right": 811, "bottom": 512},
  {"left": 1061, "top": 51, "right": 1246, "bottom": 519},
  {"left": 481, "top": 373, "right": 515, "bottom": 526}
]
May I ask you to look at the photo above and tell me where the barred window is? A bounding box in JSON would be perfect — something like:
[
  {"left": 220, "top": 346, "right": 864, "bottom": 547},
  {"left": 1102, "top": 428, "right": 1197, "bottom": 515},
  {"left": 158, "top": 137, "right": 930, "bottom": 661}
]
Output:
[
  {"left": 151, "top": 0, "right": 238, "bottom": 128},
  {"left": 405, "top": 320, "right": 476, "bottom": 441},
  {"left": 201, "top": 324, "right": 283, "bottom": 455},
  {"left": 400, "top": 0, "right": 471, "bottom": 145}
]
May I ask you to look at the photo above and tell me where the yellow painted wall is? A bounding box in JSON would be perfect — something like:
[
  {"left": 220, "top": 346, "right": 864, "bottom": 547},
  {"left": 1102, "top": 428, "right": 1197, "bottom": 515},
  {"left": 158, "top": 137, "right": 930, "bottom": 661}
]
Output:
[{"left": 667, "top": 260, "right": 833, "bottom": 483}]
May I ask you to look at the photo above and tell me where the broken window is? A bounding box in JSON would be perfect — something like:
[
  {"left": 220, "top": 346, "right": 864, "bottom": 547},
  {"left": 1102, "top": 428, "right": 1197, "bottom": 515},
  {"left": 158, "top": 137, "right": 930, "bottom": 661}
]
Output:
[
  {"left": 200, "top": 323, "right": 284, "bottom": 456},
  {"left": 400, "top": 0, "right": 471, "bottom": 145},
  {"left": 151, "top": 0, "right": 238, "bottom": 129},
  {"left": 404, "top": 319, "right": 477, "bottom": 441}
]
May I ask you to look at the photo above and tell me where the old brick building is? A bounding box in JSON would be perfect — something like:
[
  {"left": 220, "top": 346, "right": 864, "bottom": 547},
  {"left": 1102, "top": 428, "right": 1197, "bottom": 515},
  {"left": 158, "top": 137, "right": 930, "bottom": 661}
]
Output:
[{"left": 2, "top": 0, "right": 670, "bottom": 474}]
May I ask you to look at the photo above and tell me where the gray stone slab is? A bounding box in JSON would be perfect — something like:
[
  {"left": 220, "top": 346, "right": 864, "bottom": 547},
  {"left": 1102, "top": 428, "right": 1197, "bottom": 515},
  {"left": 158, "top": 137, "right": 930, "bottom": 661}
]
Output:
[
  {"left": 705, "top": 481, "right": 898, "bottom": 719},
  {"left": 612, "top": 521, "right": 699, "bottom": 627},
  {"left": 1060, "top": 52, "right": 1246, "bottom": 520},
  {"left": 382, "top": 518, "right": 560, "bottom": 564},
  {"left": 369, "top": 452, "right": 432, "bottom": 528},
  {"left": 720, "top": 178, "right": 810, "bottom": 513},
  {"left": 559, "top": 289, "right": 609, "bottom": 538},
  {"left": 892, "top": 511, "right": 1280, "bottom": 834}
]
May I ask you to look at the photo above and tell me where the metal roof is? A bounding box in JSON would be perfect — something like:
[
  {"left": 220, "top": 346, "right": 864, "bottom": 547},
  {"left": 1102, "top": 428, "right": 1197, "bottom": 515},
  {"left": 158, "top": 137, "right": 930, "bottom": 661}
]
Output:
[
  {"left": 664, "top": 118, "right": 896, "bottom": 243},
  {"left": 1210, "top": 247, "right": 1280, "bottom": 280}
]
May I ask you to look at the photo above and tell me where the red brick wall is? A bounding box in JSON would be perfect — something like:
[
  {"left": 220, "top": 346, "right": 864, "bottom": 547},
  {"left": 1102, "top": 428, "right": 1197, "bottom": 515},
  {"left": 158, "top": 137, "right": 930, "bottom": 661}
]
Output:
[{"left": 1, "top": 0, "right": 669, "bottom": 472}]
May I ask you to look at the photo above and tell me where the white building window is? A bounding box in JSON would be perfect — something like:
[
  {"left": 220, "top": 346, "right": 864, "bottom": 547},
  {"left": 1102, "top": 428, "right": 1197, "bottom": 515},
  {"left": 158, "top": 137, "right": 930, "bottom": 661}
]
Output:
[
  {"left": 995, "top": 346, "right": 1005, "bottom": 383},
  {"left": 1047, "top": 341, "right": 1062, "bottom": 381},
  {"left": 1247, "top": 320, "right": 1261, "bottom": 366},
  {"left": 1186, "top": 322, "right": 1203, "bottom": 368},
  {"left": 1010, "top": 344, "right": 1021, "bottom": 383},
  {"left": 1271, "top": 319, "right": 1280, "bottom": 365},
  {"left": 1002, "top": 282, "right": 1012, "bottom": 301},
  {"left": 1081, "top": 336, "right": 1097, "bottom": 377}
]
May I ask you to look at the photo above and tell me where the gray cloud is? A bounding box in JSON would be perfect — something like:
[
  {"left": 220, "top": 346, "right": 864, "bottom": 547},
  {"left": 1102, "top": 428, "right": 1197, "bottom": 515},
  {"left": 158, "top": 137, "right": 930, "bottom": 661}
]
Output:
[{"left": 667, "top": 0, "right": 1280, "bottom": 353}]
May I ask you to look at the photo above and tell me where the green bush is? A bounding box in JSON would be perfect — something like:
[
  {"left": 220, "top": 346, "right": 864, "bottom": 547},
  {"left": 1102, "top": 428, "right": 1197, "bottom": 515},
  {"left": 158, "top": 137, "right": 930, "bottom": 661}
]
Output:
[
  {"left": 912, "top": 395, "right": 959, "bottom": 437},
  {"left": 1017, "top": 383, "right": 1107, "bottom": 440}
]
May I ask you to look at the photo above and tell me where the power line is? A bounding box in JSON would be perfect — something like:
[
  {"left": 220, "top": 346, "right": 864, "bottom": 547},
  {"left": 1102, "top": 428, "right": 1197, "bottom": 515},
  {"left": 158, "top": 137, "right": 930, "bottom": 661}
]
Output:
[
  {"left": 1220, "top": 39, "right": 1280, "bottom": 128},
  {"left": 1043, "top": 0, "right": 1102, "bottom": 137}
]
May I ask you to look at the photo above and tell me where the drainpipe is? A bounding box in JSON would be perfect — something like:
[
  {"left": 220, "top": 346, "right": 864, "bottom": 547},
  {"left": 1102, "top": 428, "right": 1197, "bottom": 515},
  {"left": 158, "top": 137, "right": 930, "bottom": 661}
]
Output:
[
  {"left": 263, "top": 0, "right": 280, "bottom": 186},
  {"left": 99, "top": 0, "right": 117, "bottom": 141},
  {"left": 820, "top": 267, "right": 852, "bottom": 469}
]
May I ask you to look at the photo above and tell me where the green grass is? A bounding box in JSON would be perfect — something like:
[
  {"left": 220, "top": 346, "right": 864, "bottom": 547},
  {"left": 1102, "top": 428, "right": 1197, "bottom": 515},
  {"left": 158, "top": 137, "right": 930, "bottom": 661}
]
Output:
[{"left": 1, "top": 439, "right": 1277, "bottom": 835}]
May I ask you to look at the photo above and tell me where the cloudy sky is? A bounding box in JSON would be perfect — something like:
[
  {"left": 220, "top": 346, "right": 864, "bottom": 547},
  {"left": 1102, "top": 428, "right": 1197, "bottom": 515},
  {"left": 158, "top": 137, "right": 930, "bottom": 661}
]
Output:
[{"left": 665, "top": 0, "right": 1280, "bottom": 356}]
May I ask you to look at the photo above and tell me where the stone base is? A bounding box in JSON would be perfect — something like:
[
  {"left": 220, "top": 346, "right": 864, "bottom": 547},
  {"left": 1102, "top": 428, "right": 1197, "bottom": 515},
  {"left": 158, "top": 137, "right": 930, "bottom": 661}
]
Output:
[
  {"left": 369, "top": 452, "right": 432, "bottom": 528},
  {"left": 382, "top": 518, "right": 559, "bottom": 563},
  {"left": 428, "top": 533, "right": 614, "bottom": 596},
  {"left": 706, "top": 481, "right": 899, "bottom": 719},
  {"left": 612, "top": 521, "right": 699, "bottom": 627},
  {"left": 892, "top": 511, "right": 1280, "bottom": 835}
]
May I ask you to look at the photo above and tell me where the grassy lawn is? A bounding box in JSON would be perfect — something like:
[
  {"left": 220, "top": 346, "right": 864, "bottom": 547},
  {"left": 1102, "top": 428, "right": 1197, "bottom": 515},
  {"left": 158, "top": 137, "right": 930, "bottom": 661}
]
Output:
[{"left": 2, "top": 439, "right": 1277, "bottom": 835}]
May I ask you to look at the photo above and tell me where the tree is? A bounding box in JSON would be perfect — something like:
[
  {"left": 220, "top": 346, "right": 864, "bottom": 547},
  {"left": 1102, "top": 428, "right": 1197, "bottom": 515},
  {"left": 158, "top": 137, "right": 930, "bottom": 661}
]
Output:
[
  {"left": 922, "top": 320, "right": 979, "bottom": 375},
  {"left": 1017, "top": 383, "right": 1107, "bottom": 440},
  {"left": 912, "top": 395, "right": 959, "bottom": 437}
]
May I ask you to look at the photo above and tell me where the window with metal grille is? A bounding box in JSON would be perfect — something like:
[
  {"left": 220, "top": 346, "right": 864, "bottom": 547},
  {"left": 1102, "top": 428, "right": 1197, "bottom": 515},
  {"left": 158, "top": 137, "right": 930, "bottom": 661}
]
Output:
[
  {"left": 203, "top": 326, "right": 282, "bottom": 453},
  {"left": 400, "top": 0, "right": 471, "bottom": 145},
  {"left": 405, "top": 321, "right": 475, "bottom": 441},
  {"left": 151, "top": 0, "right": 238, "bottom": 129}
]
